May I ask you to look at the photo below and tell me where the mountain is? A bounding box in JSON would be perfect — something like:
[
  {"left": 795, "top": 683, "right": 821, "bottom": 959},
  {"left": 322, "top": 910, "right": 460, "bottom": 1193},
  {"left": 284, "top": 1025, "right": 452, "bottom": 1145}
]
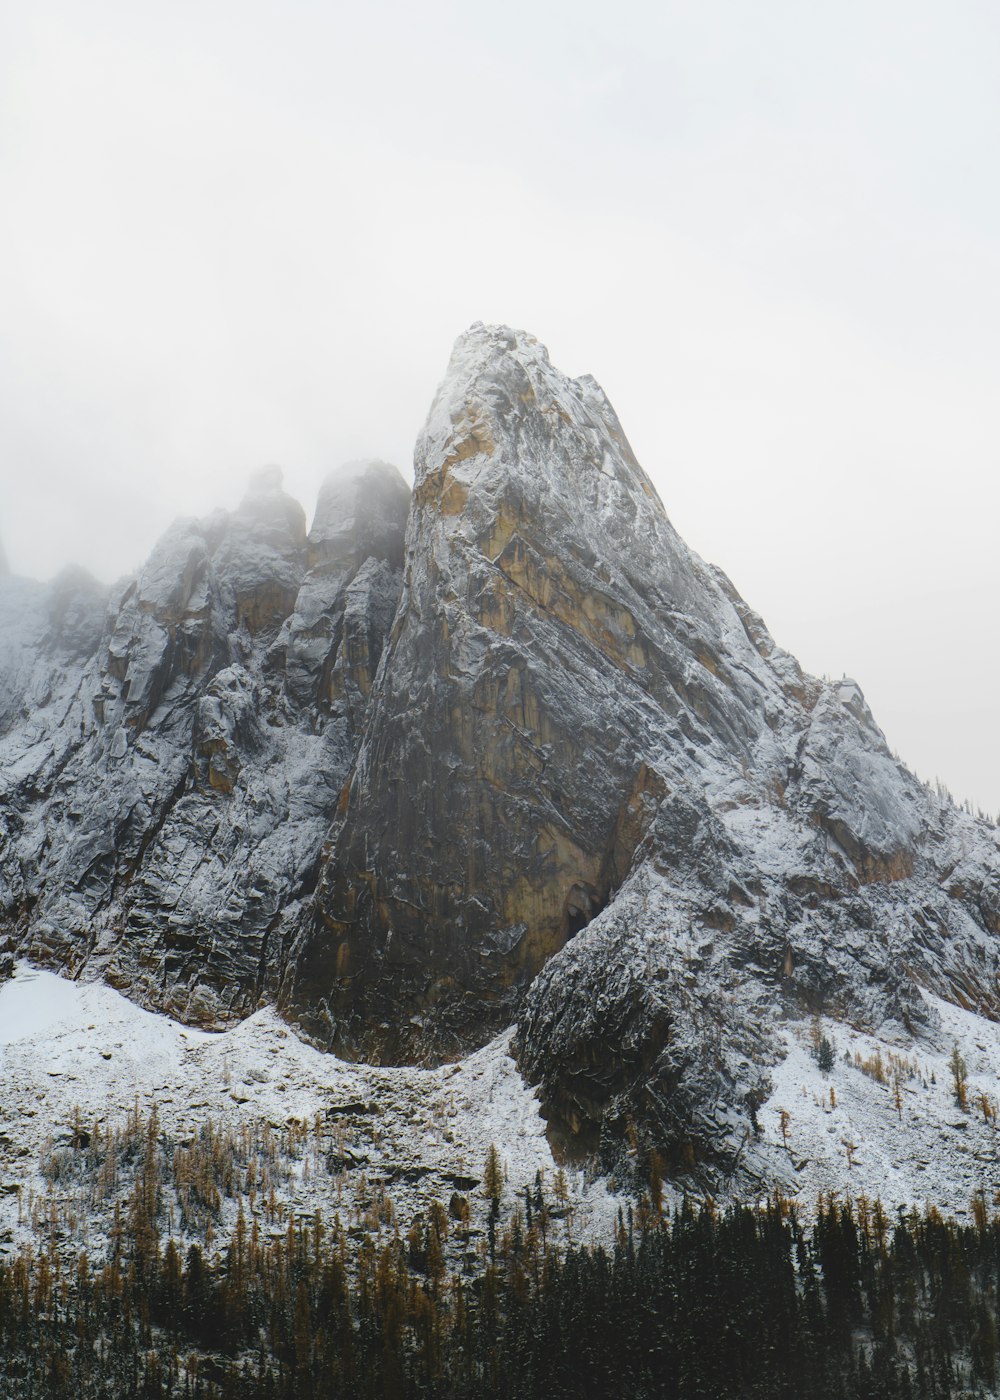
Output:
[{"left": 3, "top": 323, "right": 1000, "bottom": 1192}]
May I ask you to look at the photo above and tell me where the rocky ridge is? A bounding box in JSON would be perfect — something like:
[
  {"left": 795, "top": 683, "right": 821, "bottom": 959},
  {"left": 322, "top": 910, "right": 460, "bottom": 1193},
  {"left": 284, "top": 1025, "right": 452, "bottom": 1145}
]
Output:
[
  {"left": 0, "top": 460, "right": 409, "bottom": 1024},
  {"left": 3, "top": 325, "right": 1000, "bottom": 1192}
]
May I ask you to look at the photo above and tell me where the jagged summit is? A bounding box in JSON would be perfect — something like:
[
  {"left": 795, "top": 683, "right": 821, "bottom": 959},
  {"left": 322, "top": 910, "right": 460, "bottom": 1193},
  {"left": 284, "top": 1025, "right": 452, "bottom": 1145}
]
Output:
[
  {"left": 287, "top": 323, "right": 799, "bottom": 1059},
  {"left": 235, "top": 464, "right": 308, "bottom": 550},
  {"left": 3, "top": 328, "right": 1000, "bottom": 1192},
  {"left": 417, "top": 322, "right": 652, "bottom": 516},
  {"left": 308, "top": 460, "right": 410, "bottom": 572}
]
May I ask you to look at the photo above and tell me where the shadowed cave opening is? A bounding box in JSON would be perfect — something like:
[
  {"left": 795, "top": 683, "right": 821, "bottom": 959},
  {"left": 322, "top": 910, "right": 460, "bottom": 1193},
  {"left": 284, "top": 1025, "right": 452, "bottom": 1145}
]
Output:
[{"left": 565, "top": 883, "right": 608, "bottom": 941}]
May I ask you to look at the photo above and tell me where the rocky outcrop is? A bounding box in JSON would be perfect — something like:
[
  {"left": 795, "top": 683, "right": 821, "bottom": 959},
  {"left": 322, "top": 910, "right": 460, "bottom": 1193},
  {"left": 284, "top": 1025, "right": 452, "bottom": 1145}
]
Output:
[
  {"left": 283, "top": 461, "right": 409, "bottom": 723},
  {"left": 0, "top": 463, "right": 409, "bottom": 1022}
]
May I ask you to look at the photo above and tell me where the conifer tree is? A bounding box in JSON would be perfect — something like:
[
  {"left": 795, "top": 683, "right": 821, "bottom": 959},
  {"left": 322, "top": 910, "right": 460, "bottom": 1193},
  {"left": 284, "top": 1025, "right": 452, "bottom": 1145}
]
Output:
[
  {"left": 484, "top": 1143, "right": 503, "bottom": 1202},
  {"left": 949, "top": 1044, "right": 969, "bottom": 1109}
]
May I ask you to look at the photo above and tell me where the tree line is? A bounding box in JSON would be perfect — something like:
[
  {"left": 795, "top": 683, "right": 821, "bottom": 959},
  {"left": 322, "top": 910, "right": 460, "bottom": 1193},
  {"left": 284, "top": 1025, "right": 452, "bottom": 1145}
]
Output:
[{"left": 2, "top": 1181, "right": 1000, "bottom": 1398}]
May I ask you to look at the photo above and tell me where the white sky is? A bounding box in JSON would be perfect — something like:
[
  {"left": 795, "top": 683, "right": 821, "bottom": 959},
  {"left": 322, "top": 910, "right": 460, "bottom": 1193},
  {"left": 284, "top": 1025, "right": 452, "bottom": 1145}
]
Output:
[{"left": 1, "top": 1, "right": 998, "bottom": 812}]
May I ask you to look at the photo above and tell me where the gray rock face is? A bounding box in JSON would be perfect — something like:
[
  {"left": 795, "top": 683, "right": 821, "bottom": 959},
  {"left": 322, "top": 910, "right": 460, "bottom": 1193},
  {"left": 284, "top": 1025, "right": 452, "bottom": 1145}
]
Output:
[
  {"left": 283, "top": 461, "right": 410, "bottom": 722},
  {"left": 0, "top": 464, "right": 409, "bottom": 1023}
]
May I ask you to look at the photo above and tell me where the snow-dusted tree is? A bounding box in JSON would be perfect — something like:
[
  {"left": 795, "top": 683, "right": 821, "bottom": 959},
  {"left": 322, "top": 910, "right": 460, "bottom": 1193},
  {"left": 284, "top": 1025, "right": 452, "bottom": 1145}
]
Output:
[
  {"left": 949, "top": 1044, "right": 969, "bottom": 1110},
  {"left": 778, "top": 1108, "right": 791, "bottom": 1151},
  {"left": 483, "top": 1143, "right": 503, "bottom": 1201}
]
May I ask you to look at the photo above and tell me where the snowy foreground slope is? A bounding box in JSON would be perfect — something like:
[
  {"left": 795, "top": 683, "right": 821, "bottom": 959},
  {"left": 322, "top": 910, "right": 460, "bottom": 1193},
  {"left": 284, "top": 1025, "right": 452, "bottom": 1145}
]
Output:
[
  {"left": 3, "top": 961, "right": 1000, "bottom": 1275},
  {"left": 0, "top": 964, "right": 621, "bottom": 1264}
]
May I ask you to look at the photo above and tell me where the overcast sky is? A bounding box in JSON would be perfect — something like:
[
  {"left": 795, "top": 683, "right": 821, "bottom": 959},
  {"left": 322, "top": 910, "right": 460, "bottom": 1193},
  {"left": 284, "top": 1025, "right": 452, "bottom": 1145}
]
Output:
[{"left": 2, "top": 1, "right": 998, "bottom": 812}]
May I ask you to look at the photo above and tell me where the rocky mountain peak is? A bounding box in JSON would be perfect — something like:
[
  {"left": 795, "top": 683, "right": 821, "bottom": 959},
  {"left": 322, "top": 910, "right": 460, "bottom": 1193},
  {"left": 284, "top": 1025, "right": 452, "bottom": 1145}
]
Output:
[
  {"left": 308, "top": 460, "right": 410, "bottom": 574},
  {"left": 284, "top": 328, "right": 796, "bottom": 1059},
  {"left": 281, "top": 328, "right": 1000, "bottom": 1186},
  {"left": 415, "top": 323, "right": 650, "bottom": 519},
  {"left": 236, "top": 464, "right": 308, "bottom": 551}
]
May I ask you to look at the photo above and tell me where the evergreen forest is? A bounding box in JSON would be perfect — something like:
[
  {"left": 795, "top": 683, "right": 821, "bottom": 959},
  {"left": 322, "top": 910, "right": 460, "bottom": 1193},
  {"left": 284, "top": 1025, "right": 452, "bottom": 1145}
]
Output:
[{"left": 2, "top": 1175, "right": 1000, "bottom": 1399}]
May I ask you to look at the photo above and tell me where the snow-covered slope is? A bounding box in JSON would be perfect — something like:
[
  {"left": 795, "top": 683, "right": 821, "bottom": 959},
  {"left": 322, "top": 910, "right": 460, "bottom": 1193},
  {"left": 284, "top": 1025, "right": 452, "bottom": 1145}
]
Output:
[
  {"left": 0, "top": 963, "right": 619, "bottom": 1266},
  {"left": 755, "top": 992, "right": 1000, "bottom": 1216},
  {"left": 4, "top": 958, "right": 1000, "bottom": 1281}
]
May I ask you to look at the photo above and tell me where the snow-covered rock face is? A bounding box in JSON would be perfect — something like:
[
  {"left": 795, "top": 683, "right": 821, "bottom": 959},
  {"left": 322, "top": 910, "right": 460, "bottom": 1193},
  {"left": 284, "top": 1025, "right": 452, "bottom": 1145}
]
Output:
[
  {"left": 284, "top": 324, "right": 1000, "bottom": 1184},
  {"left": 4, "top": 325, "right": 1000, "bottom": 1196},
  {"left": 287, "top": 324, "right": 809, "bottom": 1056},
  {"left": 0, "top": 462, "right": 410, "bottom": 1025}
]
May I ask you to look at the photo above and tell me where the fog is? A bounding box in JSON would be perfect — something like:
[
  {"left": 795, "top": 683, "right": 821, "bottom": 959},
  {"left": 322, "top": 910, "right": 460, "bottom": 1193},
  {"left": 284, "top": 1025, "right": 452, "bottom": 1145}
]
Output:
[{"left": 2, "top": 1, "right": 998, "bottom": 811}]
